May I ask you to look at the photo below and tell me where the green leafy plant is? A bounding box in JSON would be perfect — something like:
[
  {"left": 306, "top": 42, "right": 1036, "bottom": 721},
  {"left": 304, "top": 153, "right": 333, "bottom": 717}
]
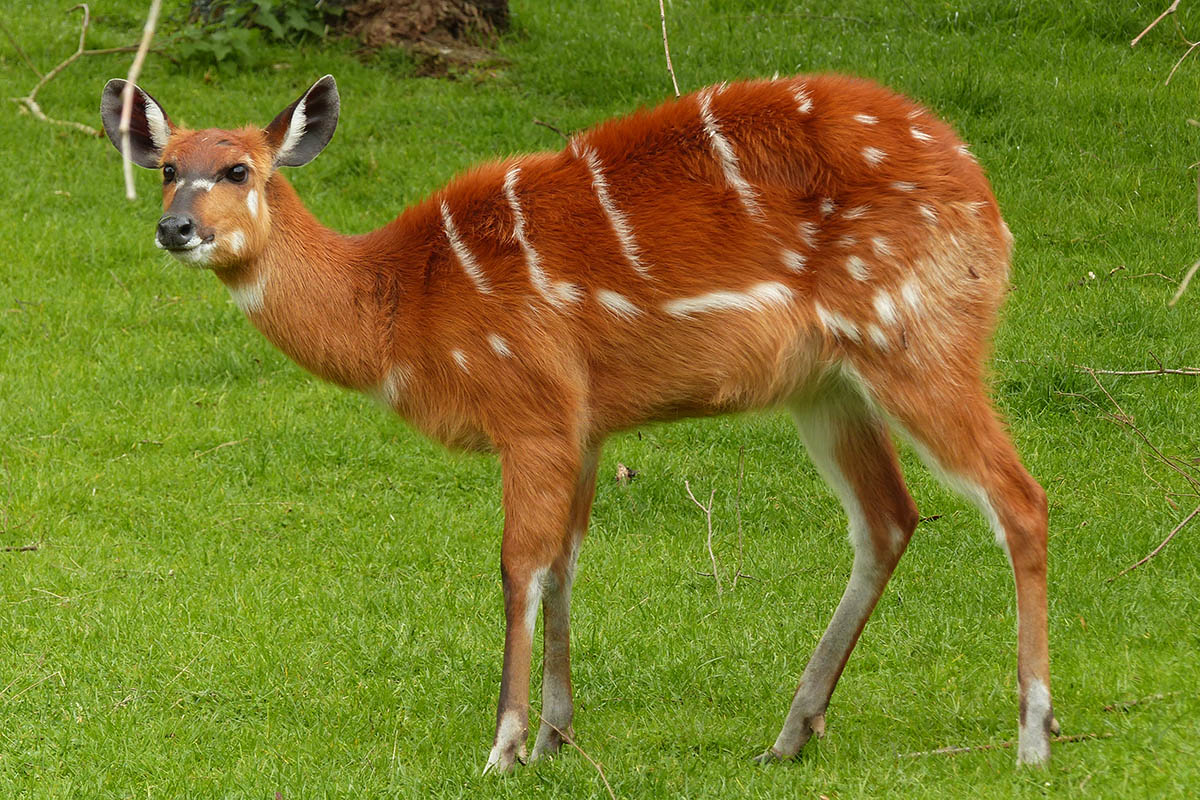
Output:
[{"left": 171, "top": 0, "right": 342, "bottom": 67}]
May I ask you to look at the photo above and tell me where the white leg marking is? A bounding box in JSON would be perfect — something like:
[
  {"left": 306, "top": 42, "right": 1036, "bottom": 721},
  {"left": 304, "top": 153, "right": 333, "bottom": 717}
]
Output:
[
  {"left": 910, "top": 127, "right": 933, "bottom": 143},
  {"left": 595, "top": 288, "right": 642, "bottom": 319},
  {"left": 697, "top": 88, "right": 762, "bottom": 217},
  {"left": 792, "top": 80, "right": 813, "bottom": 113},
  {"left": 484, "top": 711, "right": 527, "bottom": 775},
  {"left": 440, "top": 201, "right": 492, "bottom": 294},
  {"left": 853, "top": 113, "right": 878, "bottom": 124},
  {"left": 873, "top": 290, "right": 898, "bottom": 326},
  {"left": 488, "top": 334, "right": 514, "bottom": 358},
  {"left": 246, "top": 189, "right": 259, "bottom": 219},
  {"left": 577, "top": 145, "right": 647, "bottom": 277},
  {"left": 663, "top": 281, "right": 793, "bottom": 318},
  {"left": 228, "top": 230, "right": 245, "bottom": 255},
  {"left": 846, "top": 255, "right": 870, "bottom": 281},
  {"left": 900, "top": 279, "right": 922, "bottom": 312},
  {"left": 782, "top": 249, "right": 807, "bottom": 272},
  {"left": 451, "top": 349, "right": 469, "bottom": 372},
  {"left": 504, "top": 165, "right": 582, "bottom": 308},
  {"left": 814, "top": 303, "right": 862, "bottom": 343},
  {"left": 227, "top": 271, "right": 267, "bottom": 315},
  {"left": 1018, "top": 679, "right": 1053, "bottom": 764},
  {"left": 862, "top": 146, "right": 887, "bottom": 166},
  {"left": 842, "top": 205, "right": 870, "bottom": 220}
]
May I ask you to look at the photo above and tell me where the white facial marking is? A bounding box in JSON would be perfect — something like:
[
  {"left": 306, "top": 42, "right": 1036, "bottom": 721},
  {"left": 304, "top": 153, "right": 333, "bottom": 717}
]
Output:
[
  {"left": 276, "top": 95, "right": 309, "bottom": 165},
  {"left": 910, "top": 127, "right": 933, "bottom": 143},
  {"left": 819, "top": 198, "right": 836, "bottom": 217},
  {"left": 891, "top": 181, "right": 917, "bottom": 192},
  {"left": 488, "top": 334, "right": 514, "bottom": 358},
  {"left": 797, "top": 220, "right": 819, "bottom": 248},
  {"left": 697, "top": 87, "right": 762, "bottom": 217},
  {"left": 900, "top": 279, "right": 922, "bottom": 311},
  {"left": 228, "top": 230, "right": 245, "bottom": 255},
  {"left": 595, "top": 288, "right": 642, "bottom": 319},
  {"left": 781, "top": 249, "right": 807, "bottom": 272},
  {"left": 814, "top": 302, "right": 861, "bottom": 343},
  {"left": 918, "top": 204, "right": 938, "bottom": 225},
  {"left": 873, "top": 290, "right": 898, "bottom": 326},
  {"left": 451, "top": 349, "right": 469, "bottom": 372},
  {"left": 870, "top": 236, "right": 893, "bottom": 257},
  {"left": 141, "top": 90, "right": 171, "bottom": 150},
  {"left": 246, "top": 189, "right": 259, "bottom": 219},
  {"left": 577, "top": 144, "right": 647, "bottom": 277},
  {"left": 663, "top": 281, "right": 793, "bottom": 318},
  {"left": 862, "top": 146, "right": 886, "bottom": 166},
  {"left": 167, "top": 238, "right": 217, "bottom": 268},
  {"left": 792, "top": 81, "right": 813, "bottom": 114},
  {"left": 854, "top": 113, "right": 878, "bottom": 124},
  {"left": 504, "top": 165, "right": 582, "bottom": 308},
  {"left": 440, "top": 201, "right": 492, "bottom": 294},
  {"left": 227, "top": 271, "right": 266, "bottom": 314},
  {"left": 845, "top": 255, "right": 870, "bottom": 281}
]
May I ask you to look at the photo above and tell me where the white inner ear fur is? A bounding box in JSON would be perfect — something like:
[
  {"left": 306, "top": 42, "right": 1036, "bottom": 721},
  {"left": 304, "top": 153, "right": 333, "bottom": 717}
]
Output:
[
  {"left": 141, "top": 89, "right": 171, "bottom": 151},
  {"left": 276, "top": 95, "right": 309, "bottom": 165}
]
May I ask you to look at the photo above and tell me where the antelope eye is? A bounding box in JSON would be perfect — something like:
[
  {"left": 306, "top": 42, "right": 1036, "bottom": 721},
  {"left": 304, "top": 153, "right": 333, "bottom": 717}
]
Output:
[
  {"left": 227, "top": 164, "right": 248, "bottom": 183},
  {"left": 162, "top": 165, "right": 176, "bottom": 183}
]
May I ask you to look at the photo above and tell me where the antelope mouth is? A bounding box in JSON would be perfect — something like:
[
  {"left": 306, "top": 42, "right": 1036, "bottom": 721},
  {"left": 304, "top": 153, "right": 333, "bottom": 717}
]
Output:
[{"left": 158, "top": 234, "right": 217, "bottom": 267}]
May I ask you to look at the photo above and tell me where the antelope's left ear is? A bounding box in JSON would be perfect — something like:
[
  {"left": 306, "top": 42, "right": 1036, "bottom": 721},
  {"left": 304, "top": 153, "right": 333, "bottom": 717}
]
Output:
[{"left": 264, "top": 75, "right": 339, "bottom": 168}]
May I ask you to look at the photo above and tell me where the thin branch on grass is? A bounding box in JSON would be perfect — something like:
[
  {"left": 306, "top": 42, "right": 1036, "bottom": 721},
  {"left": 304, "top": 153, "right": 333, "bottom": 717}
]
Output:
[
  {"left": 0, "top": 16, "right": 42, "bottom": 77},
  {"left": 1108, "top": 504, "right": 1200, "bottom": 581},
  {"left": 3, "top": 544, "right": 39, "bottom": 553},
  {"left": 119, "top": 0, "right": 164, "bottom": 200},
  {"left": 684, "top": 480, "right": 721, "bottom": 593},
  {"left": 1170, "top": 258, "right": 1200, "bottom": 305},
  {"left": 1132, "top": 0, "right": 1181, "bottom": 48},
  {"left": 534, "top": 713, "right": 616, "bottom": 800},
  {"left": 899, "top": 732, "right": 1113, "bottom": 758},
  {"left": 1103, "top": 691, "right": 1180, "bottom": 712},
  {"left": 658, "top": 0, "right": 680, "bottom": 98},
  {"left": 1073, "top": 363, "right": 1200, "bottom": 377},
  {"left": 532, "top": 118, "right": 569, "bottom": 141},
  {"left": 734, "top": 447, "right": 745, "bottom": 586},
  {"left": 8, "top": 5, "right": 100, "bottom": 135},
  {"left": 193, "top": 439, "right": 248, "bottom": 458}
]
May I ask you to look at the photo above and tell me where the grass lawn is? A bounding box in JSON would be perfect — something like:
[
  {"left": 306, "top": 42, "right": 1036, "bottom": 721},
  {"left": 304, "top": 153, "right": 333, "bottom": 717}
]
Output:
[{"left": 1, "top": 0, "right": 1198, "bottom": 796}]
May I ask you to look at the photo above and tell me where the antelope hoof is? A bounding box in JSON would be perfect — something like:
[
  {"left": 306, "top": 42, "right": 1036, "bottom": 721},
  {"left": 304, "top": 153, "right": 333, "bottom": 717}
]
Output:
[
  {"left": 530, "top": 721, "right": 571, "bottom": 761},
  {"left": 483, "top": 741, "right": 526, "bottom": 775}
]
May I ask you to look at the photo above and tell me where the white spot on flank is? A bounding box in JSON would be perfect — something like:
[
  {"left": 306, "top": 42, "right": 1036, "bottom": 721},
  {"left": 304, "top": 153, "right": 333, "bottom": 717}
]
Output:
[
  {"left": 900, "top": 279, "right": 922, "bottom": 311},
  {"left": 862, "top": 146, "right": 886, "bottom": 166},
  {"left": 819, "top": 198, "right": 836, "bottom": 217},
  {"left": 781, "top": 249, "right": 807, "bottom": 272},
  {"left": 845, "top": 255, "right": 870, "bottom": 281},
  {"left": 918, "top": 204, "right": 938, "bottom": 225},
  {"left": 246, "top": 189, "right": 259, "bottom": 219},
  {"left": 772, "top": 70, "right": 780, "bottom": 80},
  {"left": 842, "top": 205, "right": 870, "bottom": 220},
  {"left": 792, "top": 81, "right": 813, "bottom": 113},
  {"left": 958, "top": 143, "right": 976, "bottom": 161},
  {"left": 577, "top": 144, "right": 647, "bottom": 276},
  {"left": 964, "top": 200, "right": 988, "bottom": 215},
  {"left": 854, "top": 113, "right": 878, "bottom": 124},
  {"left": 697, "top": 87, "right": 762, "bottom": 217},
  {"left": 375, "top": 364, "right": 412, "bottom": 408},
  {"left": 870, "top": 236, "right": 893, "bottom": 257},
  {"left": 836, "top": 235, "right": 858, "bottom": 249},
  {"left": 910, "top": 127, "right": 933, "bottom": 143},
  {"left": 488, "top": 334, "right": 513, "bottom": 358},
  {"left": 504, "top": 165, "right": 582, "bottom": 308},
  {"left": 595, "top": 289, "right": 642, "bottom": 319},
  {"left": 141, "top": 91, "right": 171, "bottom": 150},
  {"left": 907, "top": 108, "right": 923, "bottom": 120},
  {"left": 663, "top": 281, "right": 793, "bottom": 318},
  {"left": 891, "top": 181, "right": 917, "bottom": 193},
  {"left": 797, "top": 220, "right": 819, "bottom": 247},
  {"left": 873, "top": 290, "right": 898, "bottom": 325},
  {"left": 440, "top": 201, "right": 492, "bottom": 294},
  {"left": 814, "top": 303, "right": 861, "bottom": 343},
  {"left": 451, "top": 349, "right": 469, "bottom": 372},
  {"left": 867, "top": 324, "right": 889, "bottom": 350},
  {"left": 227, "top": 271, "right": 266, "bottom": 314}
]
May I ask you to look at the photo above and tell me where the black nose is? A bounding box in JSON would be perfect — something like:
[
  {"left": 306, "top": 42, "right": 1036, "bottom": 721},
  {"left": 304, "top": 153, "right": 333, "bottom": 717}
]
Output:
[{"left": 157, "top": 214, "right": 196, "bottom": 249}]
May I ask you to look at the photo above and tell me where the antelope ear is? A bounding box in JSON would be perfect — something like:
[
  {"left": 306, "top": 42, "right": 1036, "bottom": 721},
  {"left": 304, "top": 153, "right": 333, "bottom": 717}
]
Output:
[
  {"left": 100, "top": 79, "right": 173, "bottom": 168},
  {"left": 264, "top": 75, "right": 339, "bottom": 168}
]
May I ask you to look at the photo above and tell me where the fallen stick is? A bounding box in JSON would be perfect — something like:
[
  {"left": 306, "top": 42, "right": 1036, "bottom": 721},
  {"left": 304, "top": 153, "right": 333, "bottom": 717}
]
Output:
[{"left": 900, "top": 732, "right": 1113, "bottom": 758}]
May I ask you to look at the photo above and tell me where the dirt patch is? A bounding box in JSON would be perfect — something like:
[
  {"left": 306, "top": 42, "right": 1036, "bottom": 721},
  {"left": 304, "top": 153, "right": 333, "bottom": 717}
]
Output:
[{"left": 340, "top": 0, "right": 509, "bottom": 75}]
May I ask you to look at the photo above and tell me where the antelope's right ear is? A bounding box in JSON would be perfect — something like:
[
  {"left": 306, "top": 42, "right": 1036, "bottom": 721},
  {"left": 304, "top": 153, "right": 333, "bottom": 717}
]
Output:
[
  {"left": 264, "top": 75, "right": 340, "bottom": 168},
  {"left": 101, "top": 79, "right": 174, "bottom": 168}
]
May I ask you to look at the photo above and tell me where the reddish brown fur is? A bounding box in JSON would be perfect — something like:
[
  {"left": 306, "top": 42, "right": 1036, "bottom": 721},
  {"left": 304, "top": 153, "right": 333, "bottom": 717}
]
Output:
[{"left": 113, "top": 73, "right": 1052, "bottom": 769}]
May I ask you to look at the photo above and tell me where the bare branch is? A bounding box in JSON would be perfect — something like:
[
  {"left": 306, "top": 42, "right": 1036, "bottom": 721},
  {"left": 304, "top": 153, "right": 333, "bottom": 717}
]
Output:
[
  {"left": 532, "top": 118, "right": 569, "bottom": 141},
  {"left": 1170, "top": 258, "right": 1200, "bottom": 305},
  {"left": 8, "top": 5, "right": 100, "bottom": 136},
  {"left": 0, "top": 16, "right": 42, "bottom": 77},
  {"left": 1133, "top": 0, "right": 1182, "bottom": 48},
  {"left": 119, "top": 0, "right": 163, "bottom": 200},
  {"left": 900, "top": 732, "right": 1113, "bottom": 758},
  {"left": 1073, "top": 363, "right": 1200, "bottom": 377},
  {"left": 658, "top": 0, "right": 680, "bottom": 98},
  {"left": 1108, "top": 504, "right": 1200, "bottom": 581},
  {"left": 684, "top": 480, "right": 721, "bottom": 593}
]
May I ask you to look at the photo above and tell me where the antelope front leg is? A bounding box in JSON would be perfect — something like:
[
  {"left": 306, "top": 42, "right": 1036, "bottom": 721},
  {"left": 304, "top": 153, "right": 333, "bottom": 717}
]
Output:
[{"left": 483, "top": 439, "right": 581, "bottom": 775}]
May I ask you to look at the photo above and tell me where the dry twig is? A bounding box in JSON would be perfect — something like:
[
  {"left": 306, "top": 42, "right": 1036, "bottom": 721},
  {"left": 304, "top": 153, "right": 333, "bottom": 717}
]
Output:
[
  {"left": 535, "top": 713, "right": 616, "bottom": 800},
  {"left": 9, "top": 5, "right": 101, "bottom": 135},
  {"left": 1108, "top": 504, "right": 1200, "bottom": 581},
  {"left": 119, "top": 0, "right": 164, "bottom": 200},
  {"left": 900, "top": 732, "right": 1113, "bottom": 758},
  {"left": 658, "top": 0, "right": 680, "bottom": 98},
  {"left": 532, "top": 118, "right": 569, "bottom": 141},
  {"left": 1170, "top": 258, "right": 1200, "bottom": 305},
  {"left": 1073, "top": 363, "right": 1200, "bottom": 377},
  {"left": 3, "top": 544, "right": 39, "bottom": 553},
  {"left": 1132, "top": 1, "right": 1182, "bottom": 48},
  {"left": 1103, "top": 691, "right": 1179, "bottom": 712},
  {"left": 684, "top": 480, "right": 722, "bottom": 593}
]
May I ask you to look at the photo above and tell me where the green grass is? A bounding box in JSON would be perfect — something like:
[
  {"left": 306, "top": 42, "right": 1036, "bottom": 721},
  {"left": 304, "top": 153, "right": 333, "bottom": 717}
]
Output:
[{"left": 1, "top": 0, "right": 1199, "bottom": 796}]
